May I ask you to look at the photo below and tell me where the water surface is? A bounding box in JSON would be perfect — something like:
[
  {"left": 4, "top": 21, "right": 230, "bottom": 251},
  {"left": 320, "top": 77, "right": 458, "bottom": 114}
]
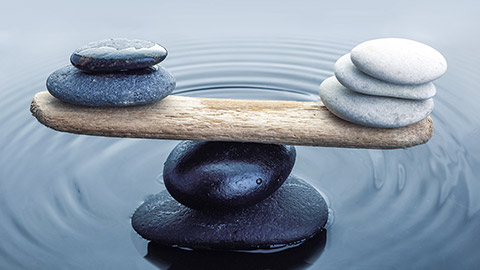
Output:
[{"left": 1, "top": 1, "right": 479, "bottom": 269}]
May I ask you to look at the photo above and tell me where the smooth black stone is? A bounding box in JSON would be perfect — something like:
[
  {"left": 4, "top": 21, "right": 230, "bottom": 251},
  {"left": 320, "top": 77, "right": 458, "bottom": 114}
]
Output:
[
  {"left": 70, "top": 38, "right": 168, "bottom": 72},
  {"left": 46, "top": 65, "right": 175, "bottom": 106},
  {"left": 131, "top": 175, "right": 329, "bottom": 250},
  {"left": 163, "top": 141, "right": 296, "bottom": 209},
  {"left": 145, "top": 230, "right": 327, "bottom": 270}
]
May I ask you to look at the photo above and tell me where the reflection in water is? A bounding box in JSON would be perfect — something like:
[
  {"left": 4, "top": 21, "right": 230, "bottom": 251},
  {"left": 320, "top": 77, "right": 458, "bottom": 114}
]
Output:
[{"left": 145, "top": 230, "right": 327, "bottom": 270}]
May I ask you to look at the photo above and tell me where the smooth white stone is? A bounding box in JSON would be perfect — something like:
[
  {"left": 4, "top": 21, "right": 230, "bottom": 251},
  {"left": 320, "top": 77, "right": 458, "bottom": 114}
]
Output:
[
  {"left": 318, "top": 76, "right": 434, "bottom": 128},
  {"left": 335, "top": 54, "right": 436, "bottom": 100},
  {"left": 351, "top": 38, "right": 447, "bottom": 84}
]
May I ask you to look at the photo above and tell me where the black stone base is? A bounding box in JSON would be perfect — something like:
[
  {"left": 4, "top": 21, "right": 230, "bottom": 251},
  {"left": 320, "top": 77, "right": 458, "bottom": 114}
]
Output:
[{"left": 132, "top": 175, "right": 329, "bottom": 250}]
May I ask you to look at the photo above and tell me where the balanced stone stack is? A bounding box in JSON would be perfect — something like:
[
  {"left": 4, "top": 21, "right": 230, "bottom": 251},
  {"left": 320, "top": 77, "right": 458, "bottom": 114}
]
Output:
[
  {"left": 47, "top": 38, "right": 175, "bottom": 106},
  {"left": 319, "top": 38, "right": 447, "bottom": 128},
  {"left": 132, "top": 141, "right": 329, "bottom": 250}
]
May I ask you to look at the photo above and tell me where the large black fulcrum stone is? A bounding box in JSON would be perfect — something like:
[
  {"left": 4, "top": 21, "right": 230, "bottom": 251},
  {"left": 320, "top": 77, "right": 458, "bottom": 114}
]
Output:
[
  {"left": 163, "top": 141, "right": 296, "bottom": 209},
  {"left": 131, "top": 175, "right": 329, "bottom": 250}
]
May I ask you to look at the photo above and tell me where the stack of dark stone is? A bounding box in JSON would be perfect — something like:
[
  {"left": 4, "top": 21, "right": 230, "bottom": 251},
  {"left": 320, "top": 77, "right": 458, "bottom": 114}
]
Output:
[
  {"left": 45, "top": 38, "right": 329, "bottom": 250},
  {"left": 132, "top": 141, "right": 329, "bottom": 250},
  {"left": 46, "top": 38, "right": 175, "bottom": 107}
]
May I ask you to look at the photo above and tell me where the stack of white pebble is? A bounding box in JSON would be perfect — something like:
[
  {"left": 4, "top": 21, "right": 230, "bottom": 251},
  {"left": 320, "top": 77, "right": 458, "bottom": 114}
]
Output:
[{"left": 319, "top": 38, "right": 447, "bottom": 128}]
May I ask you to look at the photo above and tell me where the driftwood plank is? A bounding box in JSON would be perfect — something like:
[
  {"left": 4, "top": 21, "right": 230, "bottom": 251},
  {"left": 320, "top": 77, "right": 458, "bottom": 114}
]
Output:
[{"left": 30, "top": 91, "right": 433, "bottom": 149}]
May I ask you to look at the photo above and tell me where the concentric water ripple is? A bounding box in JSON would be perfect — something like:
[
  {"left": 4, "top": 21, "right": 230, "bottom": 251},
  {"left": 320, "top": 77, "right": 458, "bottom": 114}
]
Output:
[{"left": 1, "top": 35, "right": 479, "bottom": 270}]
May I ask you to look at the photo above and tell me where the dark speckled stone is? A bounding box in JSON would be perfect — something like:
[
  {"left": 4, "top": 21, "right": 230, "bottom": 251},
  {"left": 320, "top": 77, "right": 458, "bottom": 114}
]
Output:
[
  {"left": 163, "top": 141, "right": 296, "bottom": 210},
  {"left": 70, "top": 38, "right": 168, "bottom": 72},
  {"left": 46, "top": 65, "right": 175, "bottom": 106},
  {"left": 131, "top": 175, "right": 329, "bottom": 250}
]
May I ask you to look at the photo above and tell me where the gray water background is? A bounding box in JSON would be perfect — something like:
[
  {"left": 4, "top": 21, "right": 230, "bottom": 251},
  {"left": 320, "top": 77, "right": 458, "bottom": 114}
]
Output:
[{"left": 1, "top": 0, "right": 480, "bottom": 269}]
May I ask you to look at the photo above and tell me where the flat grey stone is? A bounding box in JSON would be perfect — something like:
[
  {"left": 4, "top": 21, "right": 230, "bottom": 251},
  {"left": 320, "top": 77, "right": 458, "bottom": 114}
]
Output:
[
  {"left": 351, "top": 38, "right": 447, "bottom": 84},
  {"left": 335, "top": 54, "right": 436, "bottom": 100},
  {"left": 131, "top": 175, "right": 328, "bottom": 250},
  {"left": 70, "top": 38, "right": 167, "bottom": 72},
  {"left": 163, "top": 141, "right": 296, "bottom": 210},
  {"left": 319, "top": 76, "right": 434, "bottom": 128},
  {"left": 46, "top": 65, "right": 175, "bottom": 106}
]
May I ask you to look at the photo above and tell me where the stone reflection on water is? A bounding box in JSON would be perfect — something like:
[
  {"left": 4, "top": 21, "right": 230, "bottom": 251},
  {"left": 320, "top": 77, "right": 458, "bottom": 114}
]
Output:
[{"left": 146, "top": 230, "right": 327, "bottom": 270}]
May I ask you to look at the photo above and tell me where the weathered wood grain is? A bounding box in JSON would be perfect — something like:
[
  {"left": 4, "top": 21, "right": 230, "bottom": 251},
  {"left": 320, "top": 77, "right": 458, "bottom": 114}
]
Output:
[{"left": 30, "top": 91, "right": 433, "bottom": 149}]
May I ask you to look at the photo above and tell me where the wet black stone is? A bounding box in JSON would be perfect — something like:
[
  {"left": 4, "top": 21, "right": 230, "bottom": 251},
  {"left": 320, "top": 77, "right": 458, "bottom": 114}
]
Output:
[
  {"left": 46, "top": 65, "right": 175, "bottom": 106},
  {"left": 163, "top": 141, "right": 296, "bottom": 210},
  {"left": 70, "top": 38, "right": 168, "bottom": 72},
  {"left": 131, "top": 175, "right": 329, "bottom": 250}
]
